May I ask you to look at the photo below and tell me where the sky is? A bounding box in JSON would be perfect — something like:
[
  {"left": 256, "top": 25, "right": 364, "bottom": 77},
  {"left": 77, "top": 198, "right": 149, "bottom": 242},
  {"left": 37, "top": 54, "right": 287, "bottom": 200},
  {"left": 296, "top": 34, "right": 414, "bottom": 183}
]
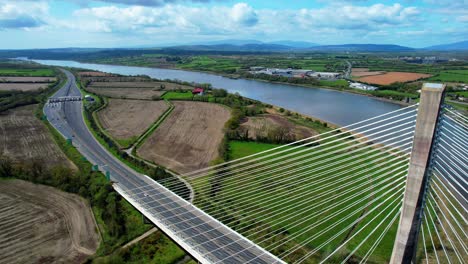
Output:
[{"left": 0, "top": 0, "right": 467, "bottom": 49}]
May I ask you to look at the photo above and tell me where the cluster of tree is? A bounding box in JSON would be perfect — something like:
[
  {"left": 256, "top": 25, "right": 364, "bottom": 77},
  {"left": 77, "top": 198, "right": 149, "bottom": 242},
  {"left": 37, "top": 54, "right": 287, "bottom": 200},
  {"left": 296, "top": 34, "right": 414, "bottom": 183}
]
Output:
[
  {"left": 0, "top": 155, "right": 124, "bottom": 238},
  {"left": 240, "top": 72, "right": 321, "bottom": 86},
  {"left": 376, "top": 82, "right": 419, "bottom": 94}
]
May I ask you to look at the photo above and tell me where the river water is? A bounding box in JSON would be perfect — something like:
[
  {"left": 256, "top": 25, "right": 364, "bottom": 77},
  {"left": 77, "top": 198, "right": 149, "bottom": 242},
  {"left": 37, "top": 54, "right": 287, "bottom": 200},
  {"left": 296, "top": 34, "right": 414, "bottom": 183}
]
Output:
[{"left": 33, "top": 59, "right": 403, "bottom": 126}]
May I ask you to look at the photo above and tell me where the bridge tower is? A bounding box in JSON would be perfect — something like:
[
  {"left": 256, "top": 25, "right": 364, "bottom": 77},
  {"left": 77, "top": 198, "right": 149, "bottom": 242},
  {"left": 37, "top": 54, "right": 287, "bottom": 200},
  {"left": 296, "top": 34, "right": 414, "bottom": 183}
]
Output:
[{"left": 390, "top": 83, "right": 446, "bottom": 264}]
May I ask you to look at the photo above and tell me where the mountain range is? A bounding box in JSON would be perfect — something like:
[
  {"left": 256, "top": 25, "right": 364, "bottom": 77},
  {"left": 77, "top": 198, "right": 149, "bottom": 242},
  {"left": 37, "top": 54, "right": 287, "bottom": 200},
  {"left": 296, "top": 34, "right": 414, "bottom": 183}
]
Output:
[{"left": 164, "top": 40, "right": 468, "bottom": 52}]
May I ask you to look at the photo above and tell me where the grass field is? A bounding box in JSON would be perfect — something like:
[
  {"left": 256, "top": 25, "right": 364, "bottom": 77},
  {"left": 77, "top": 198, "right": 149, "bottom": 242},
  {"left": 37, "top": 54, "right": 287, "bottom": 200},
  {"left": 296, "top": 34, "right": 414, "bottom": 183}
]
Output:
[
  {"left": 189, "top": 137, "right": 410, "bottom": 263},
  {"left": 162, "top": 91, "right": 194, "bottom": 100},
  {"left": 428, "top": 70, "right": 468, "bottom": 83},
  {"left": 0, "top": 68, "right": 55, "bottom": 76}
]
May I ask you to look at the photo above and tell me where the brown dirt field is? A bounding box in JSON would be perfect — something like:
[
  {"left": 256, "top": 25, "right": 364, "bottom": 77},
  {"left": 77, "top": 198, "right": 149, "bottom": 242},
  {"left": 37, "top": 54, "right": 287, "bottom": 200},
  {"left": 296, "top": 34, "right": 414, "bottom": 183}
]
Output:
[
  {"left": 86, "top": 87, "right": 165, "bottom": 100},
  {"left": 358, "top": 72, "right": 432, "bottom": 85},
  {"left": 351, "top": 68, "right": 386, "bottom": 77},
  {"left": 0, "top": 105, "right": 76, "bottom": 169},
  {"left": 138, "top": 101, "right": 231, "bottom": 174},
  {"left": 0, "top": 77, "right": 56, "bottom": 82},
  {"left": 77, "top": 71, "right": 111, "bottom": 77},
  {"left": 82, "top": 76, "right": 149, "bottom": 82},
  {"left": 0, "top": 179, "right": 99, "bottom": 264},
  {"left": 97, "top": 99, "right": 169, "bottom": 140},
  {"left": 0, "top": 83, "right": 48, "bottom": 91},
  {"left": 240, "top": 114, "right": 318, "bottom": 140},
  {"left": 89, "top": 81, "right": 192, "bottom": 90}
]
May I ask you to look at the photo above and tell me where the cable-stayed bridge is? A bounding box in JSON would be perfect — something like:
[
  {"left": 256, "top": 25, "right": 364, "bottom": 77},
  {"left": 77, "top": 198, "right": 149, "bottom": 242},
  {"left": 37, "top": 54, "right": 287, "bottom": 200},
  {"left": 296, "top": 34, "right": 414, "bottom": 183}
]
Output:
[{"left": 46, "top": 75, "right": 466, "bottom": 263}]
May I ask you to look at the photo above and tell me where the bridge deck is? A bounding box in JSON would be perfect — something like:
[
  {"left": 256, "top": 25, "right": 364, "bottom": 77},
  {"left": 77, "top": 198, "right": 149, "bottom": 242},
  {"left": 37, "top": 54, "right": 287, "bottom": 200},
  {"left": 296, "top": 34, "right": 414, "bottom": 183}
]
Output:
[{"left": 116, "top": 178, "right": 285, "bottom": 264}]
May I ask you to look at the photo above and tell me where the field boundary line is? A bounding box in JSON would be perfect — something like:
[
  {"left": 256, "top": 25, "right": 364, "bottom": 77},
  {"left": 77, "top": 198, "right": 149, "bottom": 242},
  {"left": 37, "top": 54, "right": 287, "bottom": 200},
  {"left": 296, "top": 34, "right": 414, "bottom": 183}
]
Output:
[{"left": 133, "top": 99, "right": 175, "bottom": 150}]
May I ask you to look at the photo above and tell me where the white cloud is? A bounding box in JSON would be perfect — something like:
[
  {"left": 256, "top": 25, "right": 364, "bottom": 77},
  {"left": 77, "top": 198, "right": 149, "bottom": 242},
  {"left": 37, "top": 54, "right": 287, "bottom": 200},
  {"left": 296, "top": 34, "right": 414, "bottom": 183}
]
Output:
[
  {"left": 457, "top": 15, "right": 468, "bottom": 23},
  {"left": 295, "top": 3, "right": 419, "bottom": 30},
  {"left": 230, "top": 3, "right": 258, "bottom": 26},
  {"left": 0, "top": 1, "right": 48, "bottom": 29},
  {"left": 66, "top": 2, "right": 420, "bottom": 37},
  {"left": 69, "top": 2, "right": 261, "bottom": 35}
]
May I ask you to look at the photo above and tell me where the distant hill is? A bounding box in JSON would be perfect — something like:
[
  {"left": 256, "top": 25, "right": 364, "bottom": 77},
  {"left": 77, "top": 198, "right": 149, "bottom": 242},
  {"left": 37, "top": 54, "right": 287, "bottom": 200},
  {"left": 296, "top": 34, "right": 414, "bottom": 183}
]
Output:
[
  {"left": 305, "top": 44, "right": 414, "bottom": 52},
  {"left": 167, "top": 43, "right": 414, "bottom": 52},
  {"left": 167, "top": 43, "right": 294, "bottom": 52},
  {"left": 424, "top": 40, "right": 468, "bottom": 51},
  {"left": 267, "top": 40, "right": 318, "bottom": 48},
  {"left": 193, "top": 39, "right": 263, "bottom": 46}
]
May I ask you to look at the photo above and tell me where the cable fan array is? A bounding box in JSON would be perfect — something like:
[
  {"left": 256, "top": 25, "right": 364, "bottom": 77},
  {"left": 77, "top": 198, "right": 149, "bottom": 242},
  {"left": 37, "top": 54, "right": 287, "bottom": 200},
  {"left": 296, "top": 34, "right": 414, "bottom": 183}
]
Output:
[
  {"left": 418, "top": 108, "right": 467, "bottom": 264},
  {"left": 122, "top": 105, "right": 419, "bottom": 263}
]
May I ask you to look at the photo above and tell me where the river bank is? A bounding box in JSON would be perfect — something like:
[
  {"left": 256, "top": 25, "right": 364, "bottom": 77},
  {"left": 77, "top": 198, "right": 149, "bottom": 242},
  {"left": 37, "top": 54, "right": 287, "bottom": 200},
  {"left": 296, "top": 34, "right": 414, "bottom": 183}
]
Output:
[
  {"left": 84, "top": 60, "right": 413, "bottom": 106},
  {"left": 32, "top": 59, "right": 404, "bottom": 127}
]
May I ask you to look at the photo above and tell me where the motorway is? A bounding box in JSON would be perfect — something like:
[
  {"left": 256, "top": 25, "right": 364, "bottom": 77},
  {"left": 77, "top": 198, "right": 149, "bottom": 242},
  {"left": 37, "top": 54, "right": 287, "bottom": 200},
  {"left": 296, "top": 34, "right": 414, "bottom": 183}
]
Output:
[{"left": 44, "top": 69, "right": 285, "bottom": 264}]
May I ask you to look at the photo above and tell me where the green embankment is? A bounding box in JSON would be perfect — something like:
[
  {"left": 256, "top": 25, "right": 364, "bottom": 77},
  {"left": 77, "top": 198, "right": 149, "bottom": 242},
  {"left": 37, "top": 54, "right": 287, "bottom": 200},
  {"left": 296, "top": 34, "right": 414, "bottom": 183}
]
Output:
[
  {"left": 0, "top": 68, "right": 55, "bottom": 76},
  {"left": 162, "top": 91, "right": 194, "bottom": 100}
]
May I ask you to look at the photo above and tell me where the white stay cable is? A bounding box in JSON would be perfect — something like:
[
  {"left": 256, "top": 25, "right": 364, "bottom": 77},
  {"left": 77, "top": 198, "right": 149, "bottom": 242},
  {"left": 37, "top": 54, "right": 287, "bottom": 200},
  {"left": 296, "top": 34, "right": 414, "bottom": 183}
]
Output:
[
  {"left": 425, "top": 198, "right": 452, "bottom": 264},
  {"left": 340, "top": 206, "right": 402, "bottom": 264},
  {"left": 359, "top": 206, "right": 400, "bottom": 263},
  {"left": 432, "top": 173, "right": 468, "bottom": 216},
  {"left": 150, "top": 163, "right": 407, "bottom": 245},
  {"left": 429, "top": 184, "right": 468, "bottom": 238},
  {"left": 427, "top": 194, "right": 467, "bottom": 259},
  {"left": 241, "top": 183, "right": 406, "bottom": 263},
  {"left": 420, "top": 219, "right": 429, "bottom": 264},
  {"left": 128, "top": 128, "right": 413, "bottom": 205},
  {"left": 424, "top": 213, "right": 440, "bottom": 264},
  {"left": 292, "top": 194, "right": 404, "bottom": 264},
  {"left": 445, "top": 108, "right": 468, "bottom": 123},
  {"left": 182, "top": 105, "right": 418, "bottom": 177},
  {"left": 153, "top": 116, "right": 416, "bottom": 193}
]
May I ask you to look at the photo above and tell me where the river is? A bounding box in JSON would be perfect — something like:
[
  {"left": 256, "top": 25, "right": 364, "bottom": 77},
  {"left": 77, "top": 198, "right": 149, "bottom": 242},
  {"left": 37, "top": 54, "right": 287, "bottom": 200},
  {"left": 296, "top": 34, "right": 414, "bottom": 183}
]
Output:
[{"left": 33, "top": 59, "right": 403, "bottom": 127}]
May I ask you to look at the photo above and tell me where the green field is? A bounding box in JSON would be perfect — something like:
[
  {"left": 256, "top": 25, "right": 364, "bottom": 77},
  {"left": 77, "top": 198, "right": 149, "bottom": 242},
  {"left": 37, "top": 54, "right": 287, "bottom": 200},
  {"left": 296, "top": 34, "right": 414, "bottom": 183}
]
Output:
[
  {"left": 162, "top": 91, "right": 194, "bottom": 100},
  {"left": 428, "top": 70, "right": 468, "bottom": 83},
  {"left": 187, "top": 138, "right": 409, "bottom": 263},
  {"left": 0, "top": 68, "right": 55, "bottom": 76},
  {"left": 319, "top": 79, "right": 349, "bottom": 88}
]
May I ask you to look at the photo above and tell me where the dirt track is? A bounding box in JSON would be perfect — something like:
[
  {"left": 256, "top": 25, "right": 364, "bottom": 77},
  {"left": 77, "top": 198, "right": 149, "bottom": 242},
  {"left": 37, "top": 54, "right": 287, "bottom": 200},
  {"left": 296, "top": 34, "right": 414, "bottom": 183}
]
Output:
[
  {"left": 0, "top": 105, "right": 76, "bottom": 169},
  {"left": 0, "top": 180, "right": 99, "bottom": 264},
  {"left": 138, "top": 101, "right": 231, "bottom": 174},
  {"left": 97, "top": 99, "right": 169, "bottom": 140}
]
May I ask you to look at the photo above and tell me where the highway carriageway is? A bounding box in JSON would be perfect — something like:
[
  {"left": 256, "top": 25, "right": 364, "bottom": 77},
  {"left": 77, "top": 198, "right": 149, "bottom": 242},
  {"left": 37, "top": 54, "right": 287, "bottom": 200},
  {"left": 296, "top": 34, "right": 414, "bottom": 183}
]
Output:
[{"left": 44, "top": 69, "right": 285, "bottom": 264}]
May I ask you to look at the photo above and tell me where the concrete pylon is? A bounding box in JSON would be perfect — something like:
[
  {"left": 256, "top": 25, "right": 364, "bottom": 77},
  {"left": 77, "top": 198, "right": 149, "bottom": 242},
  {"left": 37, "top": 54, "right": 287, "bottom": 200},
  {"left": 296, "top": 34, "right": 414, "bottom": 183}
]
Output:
[{"left": 390, "top": 83, "right": 446, "bottom": 264}]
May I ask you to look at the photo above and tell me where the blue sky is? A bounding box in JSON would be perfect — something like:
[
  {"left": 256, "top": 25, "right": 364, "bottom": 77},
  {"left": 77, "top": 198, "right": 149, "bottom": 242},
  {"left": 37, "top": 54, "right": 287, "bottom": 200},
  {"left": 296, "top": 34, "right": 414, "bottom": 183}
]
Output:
[{"left": 0, "top": 0, "right": 466, "bottom": 49}]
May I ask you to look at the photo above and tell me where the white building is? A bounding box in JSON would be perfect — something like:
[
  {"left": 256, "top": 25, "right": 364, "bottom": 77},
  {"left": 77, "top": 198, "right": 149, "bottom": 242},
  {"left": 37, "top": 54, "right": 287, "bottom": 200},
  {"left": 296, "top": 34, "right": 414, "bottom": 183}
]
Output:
[{"left": 349, "top": 82, "right": 377, "bottom": 91}]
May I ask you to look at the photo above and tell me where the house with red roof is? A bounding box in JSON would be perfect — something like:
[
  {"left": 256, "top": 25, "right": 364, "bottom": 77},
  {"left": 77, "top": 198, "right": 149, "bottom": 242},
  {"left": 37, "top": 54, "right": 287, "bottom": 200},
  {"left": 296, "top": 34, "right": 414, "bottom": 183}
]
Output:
[{"left": 192, "top": 87, "right": 204, "bottom": 95}]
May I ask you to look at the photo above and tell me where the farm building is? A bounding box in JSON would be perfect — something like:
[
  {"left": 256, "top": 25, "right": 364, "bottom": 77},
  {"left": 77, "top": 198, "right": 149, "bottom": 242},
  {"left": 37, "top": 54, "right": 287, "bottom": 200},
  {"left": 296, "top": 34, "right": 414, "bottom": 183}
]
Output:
[
  {"left": 349, "top": 82, "right": 377, "bottom": 91},
  {"left": 192, "top": 88, "right": 204, "bottom": 95},
  {"left": 308, "top": 72, "right": 342, "bottom": 80}
]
